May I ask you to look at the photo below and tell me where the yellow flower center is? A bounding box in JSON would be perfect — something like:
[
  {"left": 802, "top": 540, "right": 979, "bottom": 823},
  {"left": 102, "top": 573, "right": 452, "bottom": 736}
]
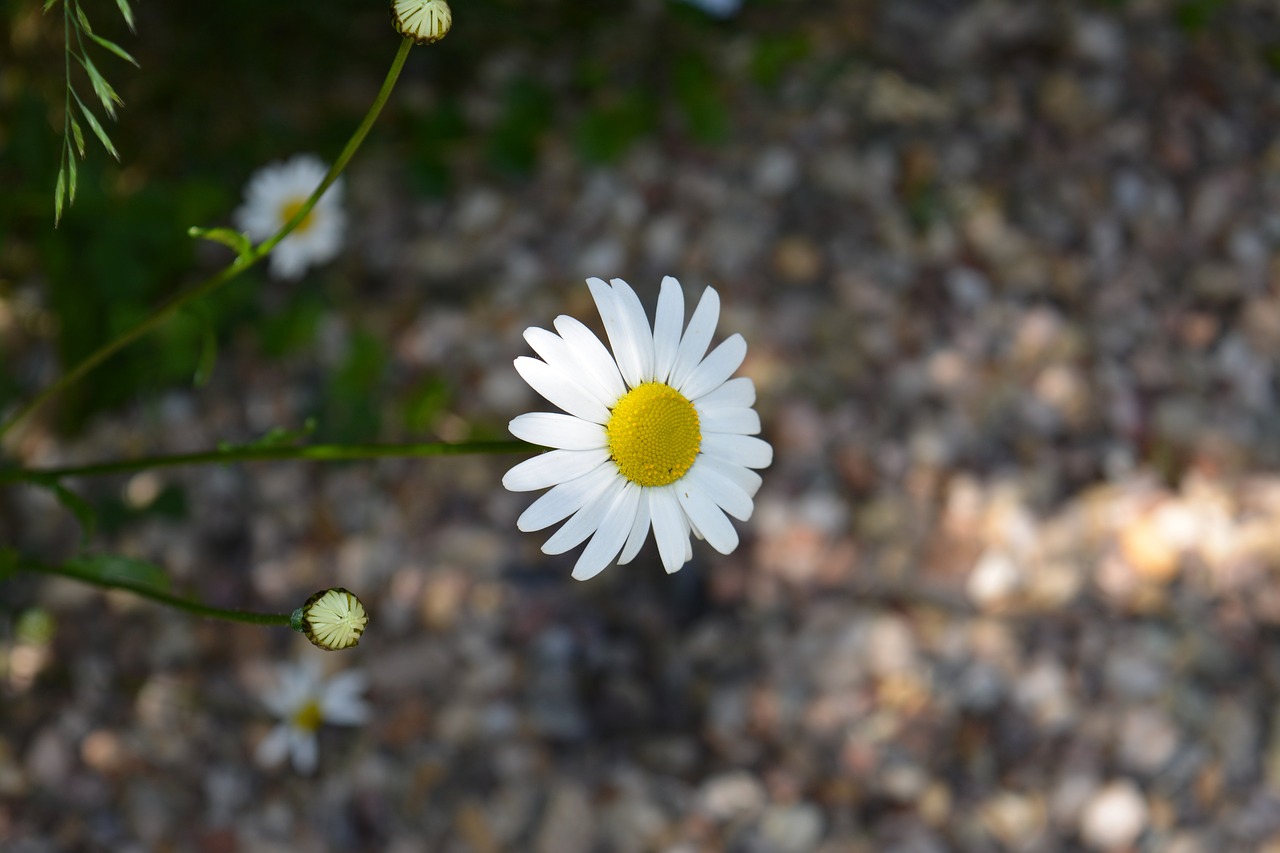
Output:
[
  {"left": 280, "top": 198, "right": 315, "bottom": 234},
  {"left": 606, "top": 382, "right": 701, "bottom": 487},
  {"left": 291, "top": 699, "right": 324, "bottom": 733}
]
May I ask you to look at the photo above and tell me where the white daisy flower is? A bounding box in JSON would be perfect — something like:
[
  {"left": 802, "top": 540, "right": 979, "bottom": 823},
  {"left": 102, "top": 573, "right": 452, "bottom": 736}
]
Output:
[
  {"left": 503, "top": 276, "right": 772, "bottom": 581},
  {"left": 234, "top": 154, "right": 345, "bottom": 280},
  {"left": 255, "top": 658, "right": 370, "bottom": 774}
]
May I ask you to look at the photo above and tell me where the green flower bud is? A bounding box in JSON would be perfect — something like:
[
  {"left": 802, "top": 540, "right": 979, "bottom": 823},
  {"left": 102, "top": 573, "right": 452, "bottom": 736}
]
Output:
[
  {"left": 291, "top": 588, "right": 369, "bottom": 651},
  {"left": 392, "top": 0, "right": 452, "bottom": 45}
]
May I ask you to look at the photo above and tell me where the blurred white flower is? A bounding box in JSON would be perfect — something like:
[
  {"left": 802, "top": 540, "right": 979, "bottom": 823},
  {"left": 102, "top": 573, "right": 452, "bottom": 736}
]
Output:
[
  {"left": 235, "top": 154, "right": 345, "bottom": 280},
  {"left": 255, "top": 658, "right": 369, "bottom": 774},
  {"left": 503, "top": 276, "right": 772, "bottom": 580}
]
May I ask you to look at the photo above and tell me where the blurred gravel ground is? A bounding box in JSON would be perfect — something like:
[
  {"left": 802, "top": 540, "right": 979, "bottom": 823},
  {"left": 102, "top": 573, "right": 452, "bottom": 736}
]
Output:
[{"left": 5, "top": 0, "right": 1280, "bottom": 850}]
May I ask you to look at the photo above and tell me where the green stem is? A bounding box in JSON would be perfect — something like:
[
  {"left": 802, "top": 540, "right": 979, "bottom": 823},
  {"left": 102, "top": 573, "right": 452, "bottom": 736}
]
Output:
[
  {"left": 20, "top": 558, "right": 292, "bottom": 626},
  {"left": 1, "top": 37, "right": 417, "bottom": 443},
  {"left": 2, "top": 439, "right": 536, "bottom": 483}
]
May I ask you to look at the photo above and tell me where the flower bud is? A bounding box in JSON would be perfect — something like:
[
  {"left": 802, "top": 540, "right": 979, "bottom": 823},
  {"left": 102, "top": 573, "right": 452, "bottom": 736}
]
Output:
[
  {"left": 392, "top": 0, "right": 452, "bottom": 44},
  {"left": 291, "top": 588, "right": 369, "bottom": 651}
]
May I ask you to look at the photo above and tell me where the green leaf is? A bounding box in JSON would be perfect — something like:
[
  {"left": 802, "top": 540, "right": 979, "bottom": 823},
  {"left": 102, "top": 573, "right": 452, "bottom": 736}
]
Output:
[
  {"left": 54, "top": 159, "right": 66, "bottom": 225},
  {"left": 69, "top": 112, "right": 86, "bottom": 156},
  {"left": 27, "top": 476, "right": 98, "bottom": 543},
  {"left": 66, "top": 143, "right": 78, "bottom": 204},
  {"left": 63, "top": 554, "right": 171, "bottom": 594},
  {"left": 51, "top": 482, "right": 97, "bottom": 543},
  {"left": 0, "top": 547, "right": 17, "bottom": 581},
  {"left": 43, "top": 0, "right": 62, "bottom": 12},
  {"left": 73, "top": 1, "right": 92, "bottom": 34},
  {"left": 192, "top": 314, "right": 217, "bottom": 388},
  {"left": 114, "top": 0, "right": 135, "bottom": 31},
  {"left": 187, "top": 226, "right": 254, "bottom": 260},
  {"left": 88, "top": 31, "right": 139, "bottom": 67},
  {"left": 78, "top": 54, "right": 122, "bottom": 119},
  {"left": 71, "top": 90, "right": 119, "bottom": 159}
]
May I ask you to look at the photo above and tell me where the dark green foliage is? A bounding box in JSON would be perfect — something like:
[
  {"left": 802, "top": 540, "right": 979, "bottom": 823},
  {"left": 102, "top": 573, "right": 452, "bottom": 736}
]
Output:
[
  {"left": 322, "top": 330, "right": 388, "bottom": 442},
  {"left": 487, "top": 79, "right": 556, "bottom": 176}
]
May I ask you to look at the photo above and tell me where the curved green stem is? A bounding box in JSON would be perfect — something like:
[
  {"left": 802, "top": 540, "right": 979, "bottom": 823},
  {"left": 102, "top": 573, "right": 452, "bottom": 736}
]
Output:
[
  {"left": 0, "top": 37, "right": 417, "bottom": 443},
  {"left": 19, "top": 558, "right": 292, "bottom": 626},
  {"left": 2, "top": 439, "right": 536, "bottom": 483}
]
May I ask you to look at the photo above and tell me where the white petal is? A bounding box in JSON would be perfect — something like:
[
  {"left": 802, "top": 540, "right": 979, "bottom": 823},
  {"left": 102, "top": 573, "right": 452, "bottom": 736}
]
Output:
[
  {"left": 695, "top": 453, "right": 763, "bottom": 498},
  {"left": 617, "top": 488, "right": 653, "bottom": 565},
  {"left": 509, "top": 412, "right": 608, "bottom": 450},
  {"left": 514, "top": 357, "right": 611, "bottom": 423},
  {"left": 541, "top": 475, "right": 626, "bottom": 555},
  {"left": 289, "top": 729, "right": 318, "bottom": 775},
  {"left": 610, "top": 278, "right": 655, "bottom": 383},
  {"left": 684, "top": 459, "right": 754, "bottom": 521},
  {"left": 649, "top": 487, "right": 691, "bottom": 574},
  {"left": 523, "top": 327, "right": 617, "bottom": 407},
  {"left": 321, "top": 674, "right": 371, "bottom": 725},
  {"left": 701, "top": 433, "right": 773, "bottom": 470},
  {"left": 696, "top": 406, "right": 761, "bottom": 436},
  {"left": 676, "top": 486, "right": 739, "bottom": 555},
  {"left": 695, "top": 375, "right": 756, "bottom": 409},
  {"left": 668, "top": 286, "right": 721, "bottom": 390},
  {"left": 502, "top": 448, "right": 611, "bottom": 492},
  {"left": 679, "top": 334, "right": 747, "bottom": 400},
  {"left": 588, "top": 277, "right": 646, "bottom": 389},
  {"left": 652, "top": 276, "right": 685, "bottom": 383},
  {"left": 572, "top": 482, "right": 641, "bottom": 580},
  {"left": 255, "top": 726, "right": 291, "bottom": 768},
  {"left": 552, "top": 316, "right": 626, "bottom": 404},
  {"left": 517, "top": 463, "right": 617, "bottom": 531}
]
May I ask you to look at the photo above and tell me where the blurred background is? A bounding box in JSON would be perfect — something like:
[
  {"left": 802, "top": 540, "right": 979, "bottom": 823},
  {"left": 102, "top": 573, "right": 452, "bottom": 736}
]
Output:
[{"left": 4, "top": 0, "right": 1280, "bottom": 849}]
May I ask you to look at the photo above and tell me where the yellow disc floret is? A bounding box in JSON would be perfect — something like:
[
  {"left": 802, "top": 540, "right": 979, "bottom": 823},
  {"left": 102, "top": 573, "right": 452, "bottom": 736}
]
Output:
[
  {"left": 292, "top": 699, "right": 324, "bottom": 733},
  {"left": 280, "top": 198, "right": 315, "bottom": 234},
  {"left": 607, "top": 382, "right": 701, "bottom": 487}
]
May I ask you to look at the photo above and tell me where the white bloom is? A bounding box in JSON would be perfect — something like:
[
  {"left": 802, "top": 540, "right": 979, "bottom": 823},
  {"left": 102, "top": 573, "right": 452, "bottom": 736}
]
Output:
[
  {"left": 234, "top": 154, "right": 345, "bottom": 280},
  {"left": 255, "top": 658, "right": 369, "bottom": 774},
  {"left": 503, "top": 276, "right": 772, "bottom": 580}
]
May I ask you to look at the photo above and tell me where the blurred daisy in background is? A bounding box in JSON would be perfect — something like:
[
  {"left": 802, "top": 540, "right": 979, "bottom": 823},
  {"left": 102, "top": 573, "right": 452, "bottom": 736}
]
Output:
[
  {"left": 503, "top": 276, "right": 772, "bottom": 580},
  {"left": 234, "top": 154, "right": 345, "bottom": 280},
  {"left": 255, "top": 658, "right": 369, "bottom": 774}
]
